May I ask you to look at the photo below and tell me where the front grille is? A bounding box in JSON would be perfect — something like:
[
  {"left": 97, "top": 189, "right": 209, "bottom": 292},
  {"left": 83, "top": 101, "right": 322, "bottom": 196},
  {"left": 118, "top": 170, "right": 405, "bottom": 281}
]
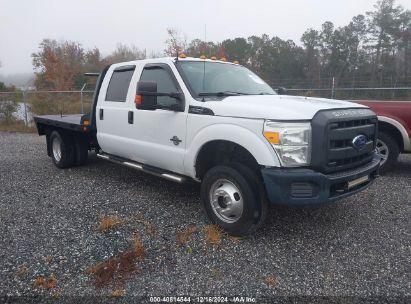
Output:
[
  {"left": 328, "top": 153, "right": 371, "bottom": 168},
  {"left": 311, "top": 108, "right": 378, "bottom": 173},
  {"left": 326, "top": 117, "right": 376, "bottom": 172},
  {"left": 331, "top": 118, "right": 374, "bottom": 129}
]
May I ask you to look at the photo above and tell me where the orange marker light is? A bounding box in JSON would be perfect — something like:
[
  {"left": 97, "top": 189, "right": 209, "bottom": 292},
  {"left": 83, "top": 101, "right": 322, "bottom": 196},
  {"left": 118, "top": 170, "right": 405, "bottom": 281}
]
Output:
[
  {"left": 83, "top": 119, "right": 90, "bottom": 126},
  {"left": 135, "top": 95, "right": 142, "bottom": 106},
  {"left": 263, "top": 131, "right": 280, "bottom": 144}
]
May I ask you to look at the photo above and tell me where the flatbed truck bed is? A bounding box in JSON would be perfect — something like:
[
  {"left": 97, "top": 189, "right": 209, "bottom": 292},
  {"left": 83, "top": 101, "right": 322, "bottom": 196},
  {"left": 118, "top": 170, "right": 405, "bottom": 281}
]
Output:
[{"left": 34, "top": 114, "right": 85, "bottom": 133}]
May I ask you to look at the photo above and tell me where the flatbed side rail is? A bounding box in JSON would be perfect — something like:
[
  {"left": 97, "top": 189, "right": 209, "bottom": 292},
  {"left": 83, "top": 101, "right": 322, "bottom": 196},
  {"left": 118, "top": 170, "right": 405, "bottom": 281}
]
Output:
[{"left": 34, "top": 115, "right": 84, "bottom": 135}]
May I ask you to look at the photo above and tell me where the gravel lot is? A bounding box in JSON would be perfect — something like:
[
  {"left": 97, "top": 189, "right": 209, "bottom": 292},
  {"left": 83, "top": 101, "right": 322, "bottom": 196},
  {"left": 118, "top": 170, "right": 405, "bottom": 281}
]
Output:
[{"left": 0, "top": 132, "right": 410, "bottom": 302}]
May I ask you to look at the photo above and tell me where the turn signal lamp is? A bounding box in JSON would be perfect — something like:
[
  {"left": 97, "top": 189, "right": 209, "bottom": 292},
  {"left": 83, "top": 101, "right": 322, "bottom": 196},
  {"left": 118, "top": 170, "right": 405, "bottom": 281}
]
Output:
[
  {"left": 179, "top": 53, "right": 187, "bottom": 58},
  {"left": 83, "top": 119, "right": 90, "bottom": 126},
  {"left": 135, "top": 95, "right": 142, "bottom": 106},
  {"left": 263, "top": 131, "right": 280, "bottom": 145}
]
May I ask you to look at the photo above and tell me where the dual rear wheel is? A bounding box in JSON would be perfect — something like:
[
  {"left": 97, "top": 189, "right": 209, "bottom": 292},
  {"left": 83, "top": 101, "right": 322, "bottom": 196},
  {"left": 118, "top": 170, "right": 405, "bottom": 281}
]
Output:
[{"left": 49, "top": 130, "right": 88, "bottom": 168}]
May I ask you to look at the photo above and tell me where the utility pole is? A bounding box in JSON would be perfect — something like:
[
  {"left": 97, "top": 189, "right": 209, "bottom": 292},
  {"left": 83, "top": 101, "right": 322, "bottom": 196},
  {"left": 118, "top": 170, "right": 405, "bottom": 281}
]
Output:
[
  {"left": 351, "top": 66, "right": 358, "bottom": 98},
  {"left": 80, "top": 83, "right": 87, "bottom": 114},
  {"left": 22, "top": 90, "right": 28, "bottom": 126}
]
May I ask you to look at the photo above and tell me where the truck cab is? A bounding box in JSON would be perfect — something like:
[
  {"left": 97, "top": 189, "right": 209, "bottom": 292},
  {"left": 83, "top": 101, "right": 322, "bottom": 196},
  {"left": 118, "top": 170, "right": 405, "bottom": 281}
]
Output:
[{"left": 35, "top": 56, "right": 380, "bottom": 235}]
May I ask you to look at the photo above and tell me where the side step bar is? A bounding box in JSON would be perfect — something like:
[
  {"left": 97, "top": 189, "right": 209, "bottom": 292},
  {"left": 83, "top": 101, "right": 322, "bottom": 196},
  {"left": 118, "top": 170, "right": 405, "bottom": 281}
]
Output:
[{"left": 96, "top": 153, "right": 186, "bottom": 183}]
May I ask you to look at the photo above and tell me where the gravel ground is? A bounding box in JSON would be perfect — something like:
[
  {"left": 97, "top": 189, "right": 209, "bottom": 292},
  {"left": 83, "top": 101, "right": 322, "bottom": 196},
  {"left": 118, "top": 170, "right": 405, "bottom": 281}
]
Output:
[{"left": 0, "top": 132, "right": 410, "bottom": 303}]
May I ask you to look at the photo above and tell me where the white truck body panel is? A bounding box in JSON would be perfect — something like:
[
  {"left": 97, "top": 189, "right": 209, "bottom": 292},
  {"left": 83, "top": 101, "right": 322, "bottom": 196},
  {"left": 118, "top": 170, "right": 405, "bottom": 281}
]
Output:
[
  {"left": 198, "top": 95, "right": 367, "bottom": 120},
  {"left": 184, "top": 116, "right": 280, "bottom": 178}
]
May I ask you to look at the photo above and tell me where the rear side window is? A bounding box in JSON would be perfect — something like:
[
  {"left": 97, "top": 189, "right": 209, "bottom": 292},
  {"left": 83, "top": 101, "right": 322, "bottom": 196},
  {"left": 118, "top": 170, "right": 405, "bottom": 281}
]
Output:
[{"left": 105, "top": 66, "right": 135, "bottom": 102}]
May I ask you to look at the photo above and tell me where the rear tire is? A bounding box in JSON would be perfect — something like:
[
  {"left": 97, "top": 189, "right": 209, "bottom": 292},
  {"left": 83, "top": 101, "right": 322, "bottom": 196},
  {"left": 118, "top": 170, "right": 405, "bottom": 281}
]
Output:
[
  {"left": 200, "top": 164, "right": 267, "bottom": 236},
  {"left": 377, "top": 131, "right": 400, "bottom": 174},
  {"left": 50, "top": 131, "right": 75, "bottom": 169}
]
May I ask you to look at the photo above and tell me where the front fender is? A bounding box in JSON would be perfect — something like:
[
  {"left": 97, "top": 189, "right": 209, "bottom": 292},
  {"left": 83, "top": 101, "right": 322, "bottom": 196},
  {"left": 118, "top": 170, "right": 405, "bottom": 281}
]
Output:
[
  {"left": 378, "top": 116, "right": 411, "bottom": 151},
  {"left": 184, "top": 123, "right": 280, "bottom": 178}
]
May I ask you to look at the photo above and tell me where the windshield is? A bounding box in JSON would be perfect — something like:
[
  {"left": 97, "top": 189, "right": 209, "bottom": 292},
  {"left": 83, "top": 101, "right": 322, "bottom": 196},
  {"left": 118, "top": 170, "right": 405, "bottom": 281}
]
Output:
[{"left": 176, "top": 61, "right": 276, "bottom": 98}]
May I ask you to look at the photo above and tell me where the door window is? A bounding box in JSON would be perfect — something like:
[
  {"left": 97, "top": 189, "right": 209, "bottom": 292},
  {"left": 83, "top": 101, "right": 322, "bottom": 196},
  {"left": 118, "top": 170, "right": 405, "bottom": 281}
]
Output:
[
  {"left": 140, "top": 67, "right": 179, "bottom": 107},
  {"left": 105, "top": 66, "right": 135, "bottom": 102}
]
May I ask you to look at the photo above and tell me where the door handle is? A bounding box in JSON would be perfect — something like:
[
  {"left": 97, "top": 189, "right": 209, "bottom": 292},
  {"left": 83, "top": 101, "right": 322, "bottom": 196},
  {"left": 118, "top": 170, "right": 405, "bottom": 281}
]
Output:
[
  {"left": 99, "top": 109, "right": 104, "bottom": 120},
  {"left": 128, "top": 111, "right": 134, "bottom": 124}
]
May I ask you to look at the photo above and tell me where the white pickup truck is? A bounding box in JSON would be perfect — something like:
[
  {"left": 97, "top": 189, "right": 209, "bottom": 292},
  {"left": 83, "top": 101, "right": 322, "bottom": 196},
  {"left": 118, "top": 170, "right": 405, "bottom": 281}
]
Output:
[{"left": 34, "top": 56, "right": 380, "bottom": 235}]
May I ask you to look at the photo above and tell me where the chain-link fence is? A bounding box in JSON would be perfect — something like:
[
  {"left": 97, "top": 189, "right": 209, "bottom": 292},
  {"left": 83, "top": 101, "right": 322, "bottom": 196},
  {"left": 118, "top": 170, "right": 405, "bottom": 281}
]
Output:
[
  {"left": 0, "top": 90, "right": 94, "bottom": 129},
  {"left": 286, "top": 87, "right": 411, "bottom": 101}
]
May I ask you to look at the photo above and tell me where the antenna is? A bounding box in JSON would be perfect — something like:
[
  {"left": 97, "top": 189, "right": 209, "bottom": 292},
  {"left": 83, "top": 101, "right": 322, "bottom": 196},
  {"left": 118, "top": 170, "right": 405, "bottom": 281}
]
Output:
[{"left": 204, "top": 23, "right": 208, "bottom": 59}]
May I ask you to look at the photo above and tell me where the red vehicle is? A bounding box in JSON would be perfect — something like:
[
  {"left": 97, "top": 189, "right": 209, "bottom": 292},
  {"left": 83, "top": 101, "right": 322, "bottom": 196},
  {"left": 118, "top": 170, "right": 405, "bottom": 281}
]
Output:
[{"left": 355, "top": 100, "right": 411, "bottom": 172}]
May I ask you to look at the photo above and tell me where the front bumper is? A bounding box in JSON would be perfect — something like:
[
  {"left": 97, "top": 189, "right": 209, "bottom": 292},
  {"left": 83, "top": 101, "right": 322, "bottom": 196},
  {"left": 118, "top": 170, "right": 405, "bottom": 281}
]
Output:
[{"left": 261, "top": 154, "right": 380, "bottom": 205}]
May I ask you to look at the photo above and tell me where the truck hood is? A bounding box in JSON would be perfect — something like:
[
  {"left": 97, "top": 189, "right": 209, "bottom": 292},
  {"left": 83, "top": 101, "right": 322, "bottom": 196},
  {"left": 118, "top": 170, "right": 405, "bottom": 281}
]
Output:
[{"left": 203, "top": 95, "right": 367, "bottom": 120}]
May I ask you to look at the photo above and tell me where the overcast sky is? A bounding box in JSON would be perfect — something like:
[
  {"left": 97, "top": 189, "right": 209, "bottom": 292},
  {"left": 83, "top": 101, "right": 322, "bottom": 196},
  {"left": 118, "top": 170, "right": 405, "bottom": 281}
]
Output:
[{"left": 0, "top": 0, "right": 410, "bottom": 74}]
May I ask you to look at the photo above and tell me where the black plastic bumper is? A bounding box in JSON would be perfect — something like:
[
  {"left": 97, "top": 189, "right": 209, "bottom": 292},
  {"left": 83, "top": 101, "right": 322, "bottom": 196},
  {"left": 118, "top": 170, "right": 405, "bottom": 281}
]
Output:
[{"left": 261, "top": 154, "right": 380, "bottom": 205}]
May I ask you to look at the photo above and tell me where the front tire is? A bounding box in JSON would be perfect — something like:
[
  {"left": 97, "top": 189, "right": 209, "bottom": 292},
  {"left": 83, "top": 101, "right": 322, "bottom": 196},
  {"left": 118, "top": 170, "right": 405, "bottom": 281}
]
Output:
[
  {"left": 377, "top": 131, "right": 400, "bottom": 174},
  {"left": 200, "top": 165, "right": 267, "bottom": 236},
  {"left": 50, "top": 131, "right": 75, "bottom": 169}
]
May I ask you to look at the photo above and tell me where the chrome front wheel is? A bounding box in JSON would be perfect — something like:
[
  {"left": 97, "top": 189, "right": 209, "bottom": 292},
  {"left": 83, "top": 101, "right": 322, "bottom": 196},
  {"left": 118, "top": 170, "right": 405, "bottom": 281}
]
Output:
[
  {"left": 209, "top": 178, "right": 244, "bottom": 223},
  {"left": 201, "top": 165, "right": 267, "bottom": 236}
]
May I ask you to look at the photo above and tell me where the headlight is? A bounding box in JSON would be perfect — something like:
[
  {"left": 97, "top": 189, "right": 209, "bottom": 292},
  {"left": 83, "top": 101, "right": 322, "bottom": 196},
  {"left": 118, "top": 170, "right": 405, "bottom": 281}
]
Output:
[{"left": 263, "top": 121, "right": 311, "bottom": 167}]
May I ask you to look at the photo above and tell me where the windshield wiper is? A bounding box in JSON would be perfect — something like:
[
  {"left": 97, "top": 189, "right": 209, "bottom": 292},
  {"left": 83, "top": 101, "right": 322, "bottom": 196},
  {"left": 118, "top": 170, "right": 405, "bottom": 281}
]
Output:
[{"left": 198, "top": 91, "right": 250, "bottom": 97}]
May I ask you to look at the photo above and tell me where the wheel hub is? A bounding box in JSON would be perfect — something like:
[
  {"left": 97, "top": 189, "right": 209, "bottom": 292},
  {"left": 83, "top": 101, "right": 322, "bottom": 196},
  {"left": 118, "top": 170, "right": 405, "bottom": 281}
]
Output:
[
  {"left": 209, "top": 179, "right": 243, "bottom": 223},
  {"left": 376, "top": 139, "right": 389, "bottom": 166},
  {"left": 52, "top": 137, "right": 62, "bottom": 162}
]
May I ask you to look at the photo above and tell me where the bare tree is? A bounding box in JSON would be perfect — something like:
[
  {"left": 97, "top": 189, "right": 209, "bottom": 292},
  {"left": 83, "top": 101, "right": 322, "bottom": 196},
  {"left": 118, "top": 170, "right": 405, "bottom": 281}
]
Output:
[
  {"left": 105, "top": 43, "right": 146, "bottom": 64},
  {"left": 164, "top": 28, "right": 187, "bottom": 56}
]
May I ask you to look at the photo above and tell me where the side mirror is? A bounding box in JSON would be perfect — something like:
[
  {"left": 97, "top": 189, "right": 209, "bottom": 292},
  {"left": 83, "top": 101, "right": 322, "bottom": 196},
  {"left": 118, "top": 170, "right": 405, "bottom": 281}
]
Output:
[
  {"left": 277, "top": 87, "right": 287, "bottom": 95},
  {"left": 136, "top": 81, "right": 158, "bottom": 110},
  {"left": 136, "top": 80, "right": 184, "bottom": 111}
]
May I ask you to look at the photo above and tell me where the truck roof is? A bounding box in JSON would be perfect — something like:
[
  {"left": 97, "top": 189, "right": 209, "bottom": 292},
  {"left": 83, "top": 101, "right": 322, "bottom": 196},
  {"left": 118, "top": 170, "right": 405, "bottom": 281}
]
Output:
[{"left": 110, "top": 56, "right": 239, "bottom": 68}]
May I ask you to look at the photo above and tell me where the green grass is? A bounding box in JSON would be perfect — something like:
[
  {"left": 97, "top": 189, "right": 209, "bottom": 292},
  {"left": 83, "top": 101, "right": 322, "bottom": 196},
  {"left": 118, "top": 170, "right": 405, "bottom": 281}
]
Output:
[
  {"left": 0, "top": 120, "right": 36, "bottom": 133},
  {"left": 28, "top": 94, "right": 92, "bottom": 116}
]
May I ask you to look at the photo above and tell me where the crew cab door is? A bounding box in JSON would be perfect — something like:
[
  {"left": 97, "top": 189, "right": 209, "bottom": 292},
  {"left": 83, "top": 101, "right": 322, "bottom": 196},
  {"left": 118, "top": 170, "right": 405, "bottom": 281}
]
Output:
[
  {"left": 96, "top": 65, "right": 136, "bottom": 158},
  {"left": 129, "top": 63, "right": 187, "bottom": 174}
]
